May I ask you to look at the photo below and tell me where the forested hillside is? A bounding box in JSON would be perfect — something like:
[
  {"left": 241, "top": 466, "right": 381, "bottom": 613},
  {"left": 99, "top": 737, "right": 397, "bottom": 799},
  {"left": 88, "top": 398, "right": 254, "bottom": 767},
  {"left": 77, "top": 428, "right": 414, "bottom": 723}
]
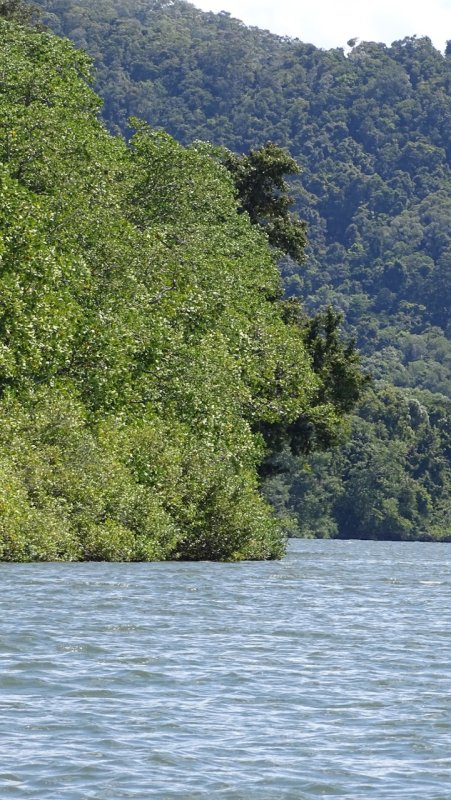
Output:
[
  {"left": 30, "top": 0, "right": 451, "bottom": 540},
  {"left": 33, "top": 0, "right": 451, "bottom": 399},
  {"left": 1, "top": 7, "right": 372, "bottom": 559}
]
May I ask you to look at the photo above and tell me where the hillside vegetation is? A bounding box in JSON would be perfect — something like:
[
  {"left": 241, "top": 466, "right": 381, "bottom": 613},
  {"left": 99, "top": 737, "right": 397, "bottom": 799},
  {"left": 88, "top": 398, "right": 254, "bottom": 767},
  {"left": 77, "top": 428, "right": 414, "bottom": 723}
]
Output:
[{"left": 4, "top": 0, "right": 451, "bottom": 541}]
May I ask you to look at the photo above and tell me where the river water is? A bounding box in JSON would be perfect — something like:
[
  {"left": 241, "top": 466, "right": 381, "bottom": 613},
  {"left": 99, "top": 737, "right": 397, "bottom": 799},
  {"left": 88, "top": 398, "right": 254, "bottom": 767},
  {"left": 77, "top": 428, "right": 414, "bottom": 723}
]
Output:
[{"left": 1, "top": 539, "right": 450, "bottom": 799}]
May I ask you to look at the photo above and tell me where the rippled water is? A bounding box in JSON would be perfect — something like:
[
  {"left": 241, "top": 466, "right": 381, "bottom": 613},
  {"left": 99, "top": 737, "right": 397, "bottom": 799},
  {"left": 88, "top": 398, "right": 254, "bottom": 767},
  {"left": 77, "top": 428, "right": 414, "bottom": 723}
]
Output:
[{"left": 1, "top": 539, "right": 451, "bottom": 798}]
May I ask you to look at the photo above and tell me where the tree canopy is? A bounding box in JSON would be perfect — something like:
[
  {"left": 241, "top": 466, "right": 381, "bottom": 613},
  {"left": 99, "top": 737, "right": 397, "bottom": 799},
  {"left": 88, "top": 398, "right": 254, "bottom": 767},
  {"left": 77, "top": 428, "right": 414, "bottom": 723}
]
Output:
[{"left": 0, "top": 12, "right": 369, "bottom": 559}]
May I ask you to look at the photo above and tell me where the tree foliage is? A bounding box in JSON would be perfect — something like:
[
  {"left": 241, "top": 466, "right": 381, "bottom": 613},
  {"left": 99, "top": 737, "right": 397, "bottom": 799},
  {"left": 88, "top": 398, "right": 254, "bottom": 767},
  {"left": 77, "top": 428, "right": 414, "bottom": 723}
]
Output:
[
  {"left": 0, "top": 0, "right": 40, "bottom": 25},
  {"left": 263, "top": 385, "right": 451, "bottom": 541},
  {"left": 4, "top": 1, "right": 450, "bottom": 543},
  {"left": 222, "top": 143, "right": 307, "bottom": 261},
  {"left": 30, "top": 0, "right": 450, "bottom": 541},
  {"left": 0, "top": 14, "right": 365, "bottom": 559},
  {"left": 32, "top": 0, "right": 450, "bottom": 395}
]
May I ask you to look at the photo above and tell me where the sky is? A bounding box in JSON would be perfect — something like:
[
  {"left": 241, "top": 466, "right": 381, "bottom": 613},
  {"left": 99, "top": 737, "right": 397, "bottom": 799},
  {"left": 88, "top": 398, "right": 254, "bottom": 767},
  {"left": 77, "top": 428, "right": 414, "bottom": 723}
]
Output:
[{"left": 193, "top": 0, "right": 451, "bottom": 51}]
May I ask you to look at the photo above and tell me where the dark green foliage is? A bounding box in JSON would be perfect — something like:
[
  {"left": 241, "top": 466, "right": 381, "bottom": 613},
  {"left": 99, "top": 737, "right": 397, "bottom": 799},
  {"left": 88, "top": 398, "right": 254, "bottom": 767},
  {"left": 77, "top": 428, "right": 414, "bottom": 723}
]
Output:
[
  {"left": 301, "top": 306, "right": 368, "bottom": 415},
  {"left": 222, "top": 143, "right": 307, "bottom": 261},
  {"left": 0, "top": 0, "right": 40, "bottom": 24},
  {"left": 258, "top": 303, "right": 369, "bottom": 466},
  {"left": 263, "top": 385, "right": 451, "bottom": 540}
]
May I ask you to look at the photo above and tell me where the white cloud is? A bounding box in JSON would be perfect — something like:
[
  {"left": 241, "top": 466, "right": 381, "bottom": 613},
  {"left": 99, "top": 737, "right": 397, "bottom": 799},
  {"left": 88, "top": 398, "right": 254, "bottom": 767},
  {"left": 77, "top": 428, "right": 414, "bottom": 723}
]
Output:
[{"left": 193, "top": 0, "right": 451, "bottom": 50}]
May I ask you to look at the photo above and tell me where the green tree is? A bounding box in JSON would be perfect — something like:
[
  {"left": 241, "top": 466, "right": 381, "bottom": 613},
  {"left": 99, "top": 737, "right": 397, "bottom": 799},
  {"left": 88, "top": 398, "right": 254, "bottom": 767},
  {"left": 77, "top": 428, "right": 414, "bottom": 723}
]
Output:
[
  {"left": 0, "top": 0, "right": 40, "bottom": 25},
  {"left": 223, "top": 142, "right": 307, "bottom": 261}
]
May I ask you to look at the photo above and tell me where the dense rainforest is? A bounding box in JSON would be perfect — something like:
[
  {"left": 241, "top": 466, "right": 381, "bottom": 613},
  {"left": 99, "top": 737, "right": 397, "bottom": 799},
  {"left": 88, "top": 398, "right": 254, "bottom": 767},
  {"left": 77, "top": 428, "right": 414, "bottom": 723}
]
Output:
[
  {"left": 0, "top": 5, "right": 370, "bottom": 560},
  {"left": 29, "top": 0, "right": 451, "bottom": 540},
  {"left": 1, "top": 0, "right": 449, "bottom": 546}
]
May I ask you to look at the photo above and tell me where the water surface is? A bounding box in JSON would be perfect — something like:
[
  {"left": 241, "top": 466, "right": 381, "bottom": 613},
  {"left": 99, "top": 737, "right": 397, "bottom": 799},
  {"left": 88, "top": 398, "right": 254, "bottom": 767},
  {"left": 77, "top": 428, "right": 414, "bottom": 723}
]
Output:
[{"left": 1, "top": 539, "right": 450, "bottom": 798}]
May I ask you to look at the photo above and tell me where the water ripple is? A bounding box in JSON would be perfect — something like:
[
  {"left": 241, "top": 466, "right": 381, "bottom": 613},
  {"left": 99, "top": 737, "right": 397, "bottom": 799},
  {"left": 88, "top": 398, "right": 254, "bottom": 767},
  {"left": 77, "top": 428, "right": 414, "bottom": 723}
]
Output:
[{"left": 1, "top": 540, "right": 450, "bottom": 798}]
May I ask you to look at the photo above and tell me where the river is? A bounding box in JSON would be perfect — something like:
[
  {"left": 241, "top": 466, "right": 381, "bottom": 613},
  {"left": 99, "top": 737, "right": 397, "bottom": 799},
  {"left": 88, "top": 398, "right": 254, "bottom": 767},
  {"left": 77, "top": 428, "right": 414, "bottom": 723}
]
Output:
[{"left": 1, "top": 539, "right": 450, "bottom": 798}]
